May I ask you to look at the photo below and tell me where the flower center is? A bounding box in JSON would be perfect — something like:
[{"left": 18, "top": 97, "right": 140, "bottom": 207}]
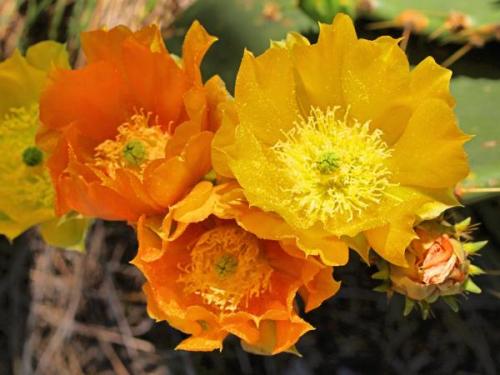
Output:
[
  {"left": 122, "top": 140, "right": 146, "bottom": 165},
  {"left": 316, "top": 151, "right": 339, "bottom": 174},
  {"left": 179, "top": 224, "right": 273, "bottom": 312},
  {"left": 92, "top": 111, "right": 169, "bottom": 179},
  {"left": 273, "top": 107, "right": 393, "bottom": 224}
]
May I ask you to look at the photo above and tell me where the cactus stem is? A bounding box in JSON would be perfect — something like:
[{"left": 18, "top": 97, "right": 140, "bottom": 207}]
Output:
[
  {"left": 442, "top": 43, "right": 473, "bottom": 67},
  {"left": 429, "top": 24, "right": 446, "bottom": 40},
  {"left": 458, "top": 187, "right": 500, "bottom": 195},
  {"left": 400, "top": 25, "right": 411, "bottom": 51}
]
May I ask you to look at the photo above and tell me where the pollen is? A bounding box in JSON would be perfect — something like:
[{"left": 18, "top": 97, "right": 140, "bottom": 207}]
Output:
[
  {"left": 179, "top": 224, "right": 273, "bottom": 313},
  {"left": 92, "top": 111, "right": 169, "bottom": 179},
  {"left": 272, "top": 107, "right": 393, "bottom": 225}
]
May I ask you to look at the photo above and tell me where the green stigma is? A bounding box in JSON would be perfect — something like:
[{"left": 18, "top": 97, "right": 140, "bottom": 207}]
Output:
[
  {"left": 123, "top": 139, "right": 146, "bottom": 165},
  {"left": 22, "top": 146, "right": 43, "bottom": 167},
  {"left": 316, "top": 151, "right": 339, "bottom": 174},
  {"left": 214, "top": 254, "right": 238, "bottom": 278}
]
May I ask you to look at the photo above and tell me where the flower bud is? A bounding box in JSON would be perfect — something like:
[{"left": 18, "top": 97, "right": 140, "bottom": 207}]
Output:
[{"left": 373, "top": 217, "right": 486, "bottom": 317}]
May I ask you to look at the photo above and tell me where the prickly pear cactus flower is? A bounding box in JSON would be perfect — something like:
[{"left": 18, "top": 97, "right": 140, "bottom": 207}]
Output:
[
  {"left": 373, "top": 217, "right": 486, "bottom": 317},
  {"left": 38, "top": 21, "right": 229, "bottom": 222},
  {"left": 0, "top": 41, "right": 88, "bottom": 248},
  {"left": 212, "top": 13, "right": 470, "bottom": 266},
  {"left": 132, "top": 181, "right": 339, "bottom": 354}
]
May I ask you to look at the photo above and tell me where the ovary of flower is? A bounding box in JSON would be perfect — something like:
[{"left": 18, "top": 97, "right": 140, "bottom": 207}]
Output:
[
  {"left": 179, "top": 225, "right": 273, "bottom": 313},
  {"left": 272, "top": 107, "right": 393, "bottom": 226},
  {"left": 92, "top": 111, "right": 169, "bottom": 180}
]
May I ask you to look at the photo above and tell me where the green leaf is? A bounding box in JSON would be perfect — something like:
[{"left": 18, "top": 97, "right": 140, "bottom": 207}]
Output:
[
  {"left": 452, "top": 77, "right": 500, "bottom": 200},
  {"left": 168, "top": 0, "right": 316, "bottom": 92},
  {"left": 420, "top": 301, "right": 431, "bottom": 320},
  {"left": 371, "top": 269, "right": 388, "bottom": 280},
  {"left": 463, "top": 240, "right": 488, "bottom": 254},
  {"left": 373, "top": 282, "right": 390, "bottom": 292},
  {"left": 403, "top": 297, "right": 415, "bottom": 316},
  {"left": 464, "top": 278, "right": 482, "bottom": 294},
  {"left": 442, "top": 296, "right": 460, "bottom": 312},
  {"left": 454, "top": 217, "right": 471, "bottom": 233},
  {"left": 468, "top": 264, "right": 485, "bottom": 276}
]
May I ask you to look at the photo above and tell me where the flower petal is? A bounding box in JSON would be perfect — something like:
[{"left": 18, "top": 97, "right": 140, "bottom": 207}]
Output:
[
  {"left": 389, "top": 98, "right": 470, "bottom": 188},
  {"left": 341, "top": 36, "right": 410, "bottom": 124},
  {"left": 292, "top": 13, "right": 357, "bottom": 111},
  {"left": 235, "top": 48, "right": 299, "bottom": 145}
]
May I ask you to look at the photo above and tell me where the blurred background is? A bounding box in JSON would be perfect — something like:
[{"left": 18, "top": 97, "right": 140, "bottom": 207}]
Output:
[{"left": 0, "top": 0, "right": 499, "bottom": 374}]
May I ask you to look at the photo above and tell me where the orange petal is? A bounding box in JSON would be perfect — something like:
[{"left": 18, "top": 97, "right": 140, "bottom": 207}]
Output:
[
  {"left": 40, "top": 62, "right": 129, "bottom": 142},
  {"left": 300, "top": 267, "right": 340, "bottom": 312},
  {"left": 171, "top": 181, "right": 216, "bottom": 223},
  {"left": 182, "top": 21, "right": 218, "bottom": 85}
]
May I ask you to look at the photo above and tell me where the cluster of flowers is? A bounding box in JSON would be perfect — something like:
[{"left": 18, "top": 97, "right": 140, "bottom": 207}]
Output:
[{"left": 0, "top": 14, "right": 486, "bottom": 354}]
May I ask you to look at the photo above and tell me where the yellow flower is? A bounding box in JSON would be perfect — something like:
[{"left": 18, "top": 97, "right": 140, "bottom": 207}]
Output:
[
  {"left": 0, "top": 41, "right": 88, "bottom": 248},
  {"left": 213, "top": 14, "right": 470, "bottom": 266}
]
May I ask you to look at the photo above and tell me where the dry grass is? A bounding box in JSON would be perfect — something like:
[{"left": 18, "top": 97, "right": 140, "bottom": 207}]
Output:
[
  {"left": 20, "top": 223, "right": 167, "bottom": 375},
  {"left": 0, "top": 0, "right": 195, "bottom": 61}
]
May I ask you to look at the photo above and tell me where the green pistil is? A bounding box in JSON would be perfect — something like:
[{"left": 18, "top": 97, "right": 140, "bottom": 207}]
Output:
[
  {"left": 22, "top": 146, "right": 43, "bottom": 167},
  {"left": 316, "top": 152, "right": 339, "bottom": 174},
  {"left": 123, "top": 139, "right": 146, "bottom": 165},
  {"left": 214, "top": 254, "right": 238, "bottom": 278}
]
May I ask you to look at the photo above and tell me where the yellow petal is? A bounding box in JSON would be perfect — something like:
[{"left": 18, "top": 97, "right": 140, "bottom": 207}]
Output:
[
  {"left": 235, "top": 48, "right": 300, "bottom": 145},
  {"left": 211, "top": 101, "right": 238, "bottom": 178},
  {"left": 410, "top": 56, "right": 454, "bottom": 107},
  {"left": 292, "top": 13, "right": 357, "bottom": 111},
  {"left": 38, "top": 213, "right": 90, "bottom": 251},
  {"left": 341, "top": 36, "right": 410, "bottom": 124},
  {"left": 365, "top": 215, "right": 416, "bottom": 267},
  {"left": 26, "top": 40, "right": 70, "bottom": 71},
  {"left": 0, "top": 50, "right": 45, "bottom": 116},
  {"left": 228, "top": 125, "right": 284, "bottom": 214},
  {"left": 235, "top": 207, "right": 349, "bottom": 266},
  {"left": 0, "top": 213, "right": 27, "bottom": 241},
  {"left": 0, "top": 41, "right": 68, "bottom": 117},
  {"left": 389, "top": 98, "right": 470, "bottom": 188},
  {"left": 271, "top": 31, "right": 310, "bottom": 49}
]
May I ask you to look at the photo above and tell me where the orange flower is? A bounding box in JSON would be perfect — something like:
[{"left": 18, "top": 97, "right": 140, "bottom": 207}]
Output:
[
  {"left": 132, "top": 183, "right": 339, "bottom": 354},
  {"left": 38, "top": 22, "right": 229, "bottom": 221}
]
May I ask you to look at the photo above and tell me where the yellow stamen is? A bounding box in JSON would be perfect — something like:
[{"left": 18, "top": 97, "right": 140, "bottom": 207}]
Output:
[
  {"left": 179, "top": 225, "right": 273, "bottom": 312},
  {"left": 273, "top": 107, "right": 393, "bottom": 225},
  {"left": 92, "top": 111, "right": 169, "bottom": 179}
]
